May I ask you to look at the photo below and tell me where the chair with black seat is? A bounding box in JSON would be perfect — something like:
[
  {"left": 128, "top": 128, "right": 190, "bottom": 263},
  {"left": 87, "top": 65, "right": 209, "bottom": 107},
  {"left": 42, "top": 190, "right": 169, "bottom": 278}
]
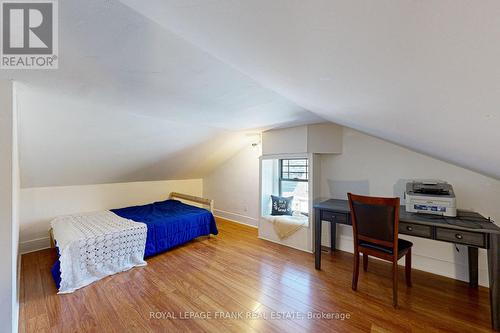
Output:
[{"left": 347, "top": 193, "right": 413, "bottom": 307}]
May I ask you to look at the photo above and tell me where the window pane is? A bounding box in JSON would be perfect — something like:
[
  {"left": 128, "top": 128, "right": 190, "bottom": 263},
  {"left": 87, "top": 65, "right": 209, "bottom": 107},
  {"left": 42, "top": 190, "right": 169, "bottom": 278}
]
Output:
[
  {"left": 289, "top": 166, "right": 306, "bottom": 172},
  {"left": 280, "top": 158, "right": 308, "bottom": 180},
  {"left": 289, "top": 173, "right": 307, "bottom": 180},
  {"left": 281, "top": 180, "right": 309, "bottom": 213}
]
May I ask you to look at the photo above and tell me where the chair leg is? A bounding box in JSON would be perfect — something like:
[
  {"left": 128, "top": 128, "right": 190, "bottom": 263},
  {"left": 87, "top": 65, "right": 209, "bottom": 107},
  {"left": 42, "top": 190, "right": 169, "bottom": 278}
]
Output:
[
  {"left": 405, "top": 248, "right": 412, "bottom": 287},
  {"left": 392, "top": 260, "right": 398, "bottom": 308},
  {"left": 363, "top": 253, "right": 368, "bottom": 271},
  {"left": 352, "top": 251, "right": 360, "bottom": 291}
]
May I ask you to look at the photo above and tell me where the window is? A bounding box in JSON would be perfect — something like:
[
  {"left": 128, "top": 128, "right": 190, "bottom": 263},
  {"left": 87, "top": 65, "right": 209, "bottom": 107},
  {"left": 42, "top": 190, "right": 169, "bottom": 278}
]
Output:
[{"left": 279, "top": 159, "right": 309, "bottom": 214}]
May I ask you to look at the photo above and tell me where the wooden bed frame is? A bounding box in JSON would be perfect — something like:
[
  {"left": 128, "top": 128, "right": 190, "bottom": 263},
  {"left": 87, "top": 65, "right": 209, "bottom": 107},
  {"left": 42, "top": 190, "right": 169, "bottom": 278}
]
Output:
[
  {"left": 169, "top": 192, "right": 214, "bottom": 213},
  {"left": 48, "top": 192, "right": 215, "bottom": 248}
]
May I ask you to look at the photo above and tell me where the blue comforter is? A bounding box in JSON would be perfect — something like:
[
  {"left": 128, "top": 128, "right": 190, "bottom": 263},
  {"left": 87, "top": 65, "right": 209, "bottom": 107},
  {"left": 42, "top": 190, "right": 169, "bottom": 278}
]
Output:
[
  {"left": 111, "top": 199, "right": 218, "bottom": 257},
  {"left": 51, "top": 199, "right": 218, "bottom": 289}
]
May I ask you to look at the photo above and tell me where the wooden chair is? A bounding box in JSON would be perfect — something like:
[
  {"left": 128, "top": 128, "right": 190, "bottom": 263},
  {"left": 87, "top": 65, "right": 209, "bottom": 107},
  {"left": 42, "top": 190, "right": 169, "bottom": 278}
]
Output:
[{"left": 347, "top": 193, "right": 413, "bottom": 307}]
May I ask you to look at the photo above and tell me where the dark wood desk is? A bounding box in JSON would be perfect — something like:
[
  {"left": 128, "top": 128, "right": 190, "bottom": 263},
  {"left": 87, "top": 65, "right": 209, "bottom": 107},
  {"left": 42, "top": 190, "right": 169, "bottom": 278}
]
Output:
[{"left": 314, "top": 199, "right": 500, "bottom": 331}]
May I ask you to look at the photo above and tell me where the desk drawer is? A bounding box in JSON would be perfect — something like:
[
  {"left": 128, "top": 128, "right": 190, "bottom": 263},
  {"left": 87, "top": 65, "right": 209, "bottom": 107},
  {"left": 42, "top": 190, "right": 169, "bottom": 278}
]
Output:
[
  {"left": 399, "top": 222, "right": 432, "bottom": 238},
  {"left": 435, "top": 227, "right": 486, "bottom": 248},
  {"left": 321, "top": 211, "right": 348, "bottom": 224}
]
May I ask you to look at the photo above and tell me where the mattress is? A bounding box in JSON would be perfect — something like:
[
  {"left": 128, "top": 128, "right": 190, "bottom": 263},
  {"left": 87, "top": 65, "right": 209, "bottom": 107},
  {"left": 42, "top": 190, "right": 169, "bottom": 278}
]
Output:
[
  {"left": 111, "top": 199, "right": 218, "bottom": 257},
  {"left": 51, "top": 199, "right": 218, "bottom": 291}
]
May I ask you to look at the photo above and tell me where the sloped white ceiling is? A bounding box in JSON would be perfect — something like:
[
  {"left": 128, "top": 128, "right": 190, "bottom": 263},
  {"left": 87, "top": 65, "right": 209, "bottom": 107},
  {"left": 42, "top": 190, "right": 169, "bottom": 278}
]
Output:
[
  {"left": 3, "top": 0, "right": 500, "bottom": 187},
  {"left": 1, "top": 0, "right": 321, "bottom": 187},
  {"left": 120, "top": 0, "right": 500, "bottom": 179}
]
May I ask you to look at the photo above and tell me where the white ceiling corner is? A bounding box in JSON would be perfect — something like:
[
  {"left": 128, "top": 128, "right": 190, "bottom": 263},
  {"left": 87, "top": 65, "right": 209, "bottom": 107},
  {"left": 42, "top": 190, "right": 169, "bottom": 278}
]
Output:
[
  {"left": 2, "top": 0, "right": 321, "bottom": 187},
  {"left": 119, "top": 0, "right": 500, "bottom": 180},
  {"left": 3, "top": 0, "right": 500, "bottom": 187}
]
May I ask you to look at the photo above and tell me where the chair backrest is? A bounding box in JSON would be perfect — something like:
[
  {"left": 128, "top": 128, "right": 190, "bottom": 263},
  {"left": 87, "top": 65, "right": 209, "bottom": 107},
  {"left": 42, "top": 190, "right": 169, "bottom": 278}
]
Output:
[{"left": 347, "top": 193, "right": 400, "bottom": 252}]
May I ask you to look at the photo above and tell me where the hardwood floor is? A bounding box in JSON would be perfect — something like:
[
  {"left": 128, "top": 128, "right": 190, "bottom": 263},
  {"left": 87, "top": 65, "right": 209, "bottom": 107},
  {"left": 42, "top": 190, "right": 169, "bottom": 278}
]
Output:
[{"left": 20, "top": 218, "right": 493, "bottom": 333}]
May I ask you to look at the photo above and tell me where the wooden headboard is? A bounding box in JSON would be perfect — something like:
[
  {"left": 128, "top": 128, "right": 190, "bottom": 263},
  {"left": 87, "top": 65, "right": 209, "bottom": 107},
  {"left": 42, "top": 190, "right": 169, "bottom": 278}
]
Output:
[{"left": 169, "top": 192, "right": 214, "bottom": 213}]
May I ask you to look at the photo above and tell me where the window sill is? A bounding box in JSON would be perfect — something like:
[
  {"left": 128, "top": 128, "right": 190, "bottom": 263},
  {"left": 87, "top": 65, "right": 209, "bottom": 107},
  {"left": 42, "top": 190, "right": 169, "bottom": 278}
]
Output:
[{"left": 261, "top": 214, "right": 310, "bottom": 228}]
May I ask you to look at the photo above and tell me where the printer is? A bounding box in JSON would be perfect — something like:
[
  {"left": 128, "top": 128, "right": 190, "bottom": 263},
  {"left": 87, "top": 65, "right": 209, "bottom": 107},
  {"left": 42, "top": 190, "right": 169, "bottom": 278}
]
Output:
[{"left": 405, "top": 180, "right": 457, "bottom": 217}]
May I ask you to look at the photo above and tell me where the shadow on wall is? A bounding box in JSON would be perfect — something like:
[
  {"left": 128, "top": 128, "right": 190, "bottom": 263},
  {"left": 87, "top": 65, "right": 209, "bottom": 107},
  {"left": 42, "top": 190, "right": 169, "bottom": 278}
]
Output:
[
  {"left": 327, "top": 178, "right": 410, "bottom": 202},
  {"left": 117, "top": 131, "right": 249, "bottom": 182},
  {"left": 393, "top": 178, "right": 411, "bottom": 204},
  {"left": 327, "top": 180, "right": 370, "bottom": 199}
]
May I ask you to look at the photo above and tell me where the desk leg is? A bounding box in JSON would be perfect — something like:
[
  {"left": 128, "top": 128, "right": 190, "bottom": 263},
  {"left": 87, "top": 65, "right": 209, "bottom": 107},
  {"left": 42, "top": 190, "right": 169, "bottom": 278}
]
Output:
[
  {"left": 315, "top": 209, "right": 322, "bottom": 270},
  {"left": 468, "top": 246, "right": 478, "bottom": 288},
  {"left": 488, "top": 234, "right": 500, "bottom": 331},
  {"left": 331, "top": 221, "right": 336, "bottom": 252}
]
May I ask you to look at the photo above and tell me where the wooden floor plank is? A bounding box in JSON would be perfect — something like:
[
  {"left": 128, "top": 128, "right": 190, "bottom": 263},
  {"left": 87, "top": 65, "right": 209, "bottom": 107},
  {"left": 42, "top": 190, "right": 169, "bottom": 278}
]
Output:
[{"left": 19, "top": 218, "right": 494, "bottom": 332}]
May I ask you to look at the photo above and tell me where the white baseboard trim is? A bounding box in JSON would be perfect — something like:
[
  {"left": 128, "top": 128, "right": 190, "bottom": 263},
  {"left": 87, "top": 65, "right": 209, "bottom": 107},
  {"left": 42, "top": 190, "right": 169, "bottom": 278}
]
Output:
[
  {"left": 325, "top": 234, "right": 489, "bottom": 287},
  {"left": 214, "top": 209, "right": 258, "bottom": 228},
  {"left": 258, "top": 235, "right": 313, "bottom": 253},
  {"left": 20, "top": 237, "right": 50, "bottom": 254}
]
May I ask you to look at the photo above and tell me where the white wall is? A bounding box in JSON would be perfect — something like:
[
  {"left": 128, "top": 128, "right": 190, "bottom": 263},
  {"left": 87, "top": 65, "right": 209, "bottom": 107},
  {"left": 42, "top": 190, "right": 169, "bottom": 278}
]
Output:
[
  {"left": 203, "top": 145, "right": 261, "bottom": 227},
  {"left": 12, "top": 83, "right": 20, "bottom": 333},
  {"left": 0, "top": 80, "right": 19, "bottom": 333},
  {"left": 320, "top": 128, "right": 500, "bottom": 287},
  {"left": 262, "top": 126, "right": 308, "bottom": 155},
  {"left": 262, "top": 123, "right": 342, "bottom": 156},
  {"left": 20, "top": 179, "right": 203, "bottom": 253},
  {"left": 207, "top": 125, "right": 500, "bottom": 287}
]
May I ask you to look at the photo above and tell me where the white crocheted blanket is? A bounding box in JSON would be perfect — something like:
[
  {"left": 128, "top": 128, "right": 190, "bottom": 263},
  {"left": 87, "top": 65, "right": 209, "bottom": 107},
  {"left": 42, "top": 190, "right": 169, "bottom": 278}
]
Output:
[{"left": 51, "top": 211, "right": 148, "bottom": 294}]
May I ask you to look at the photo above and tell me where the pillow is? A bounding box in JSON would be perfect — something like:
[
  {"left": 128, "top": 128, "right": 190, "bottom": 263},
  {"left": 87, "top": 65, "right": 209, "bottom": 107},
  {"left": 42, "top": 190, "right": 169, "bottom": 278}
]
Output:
[{"left": 271, "top": 195, "right": 293, "bottom": 216}]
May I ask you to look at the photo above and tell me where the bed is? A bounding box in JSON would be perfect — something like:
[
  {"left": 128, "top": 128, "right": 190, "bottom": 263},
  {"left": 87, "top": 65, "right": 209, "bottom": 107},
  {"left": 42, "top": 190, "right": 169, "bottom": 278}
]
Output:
[
  {"left": 111, "top": 194, "right": 217, "bottom": 257},
  {"left": 50, "top": 192, "right": 218, "bottom": 293}
]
